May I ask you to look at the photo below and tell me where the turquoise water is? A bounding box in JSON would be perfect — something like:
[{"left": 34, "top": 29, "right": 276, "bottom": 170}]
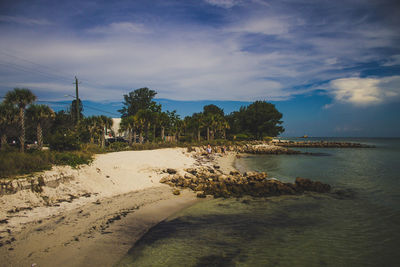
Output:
[{"left": 118, "top": 138, "right": 400, "bottom": 267}]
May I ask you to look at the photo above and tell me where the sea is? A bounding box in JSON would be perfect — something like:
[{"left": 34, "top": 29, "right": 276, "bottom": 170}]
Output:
[{"left": 118, "top": 138, "right": 400, "bottom": 267}]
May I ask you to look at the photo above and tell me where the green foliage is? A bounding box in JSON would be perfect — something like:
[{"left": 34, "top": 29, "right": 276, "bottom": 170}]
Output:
[
  {"left": 234, "top": 133, "right": 251, "bottom": 141},
  {"left": 119, "top": 87, "right": 157, "bottom": 117},
  {"left": 4, "top": 88, "right": 37, "bottom": 109},
  {"left": 48, "top": 131, "right": 80, "bottom": 151},
  {"left": 0, "top": 150, "right": 93, "bottom": 178},
  {"left": 228, "top": 101, "right": 284, "bottom": 140},
  {"left": 70, "top": 98, "right": 83, "bottom": 124},
  {"left": 108, "top": 141, "right": 130, "bottom": 151},
  {"left": 52, "top": 151, "right": 93, "bottom": 168}
]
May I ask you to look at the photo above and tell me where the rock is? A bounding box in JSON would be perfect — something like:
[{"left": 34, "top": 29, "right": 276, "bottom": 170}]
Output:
[
  {"left": 172, "top": 189, "right": 180, "bottom": 195},
  {"left": 196, "top": 192, "right": 207, "bottom": 198},
  {"left": 185, "top": 168, "right": 197, "bottom": 175},
  {"left": 184, "top": 173, "right": 196, "bottom": 180},
  {"left": 166, "top": 168, "right": 177, "bottom": 174},
  {"left": 159, "top": 176, "right": 170, "bottom": 183},
  {"left": 295, "top": 177, "right": 331, "bottom": 193},
  {"left": 161, "top": 166, "right": 331, "bottom": 199},
  {"left": 230, "top": 170, "right": 240, "bottom": 176}
]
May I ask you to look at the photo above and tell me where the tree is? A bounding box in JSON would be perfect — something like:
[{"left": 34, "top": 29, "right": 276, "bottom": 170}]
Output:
[
  {"left": 234, "top": 101, "right": 284, "bottom": 139},
  {"left": 191, "top": 113, "right": 204, "bottom": 141},
  {"left": 83, "top": 116, "right": 103, "bottom": 144},
  {"left": 202, "top": 104, "right": 224, "bottom": 141},
  {"left": 120, "top": 115, "right": 136, "bottom": 146},
  {"left": 149, "top": 102, "right": 161, "bottom": 142},
  {"left": 159, "top": 112, "right": 170, "bottom": 142},
  {"left": 203, "top": 104, "right": 224, "bottom": 117},
  {"left": 166, "top": 110, "right": 181, "bottom": 142},
  {"left": 0, "top": 102, "right": 18, "bottom": 150},
  {"left": 99, "top": 115, "right": 113, "bottom": 148},
  {"left": 4, "top": 88, "right": 37, "bottom": 152},
  {"left": 26, "top": 104, "right": 55, "bottom": 150},
  {"left": 136, "top": 109, "right": 153, "bottom": 143},
  {"left": 70, "top": 98, "right": 83, "bottom": 124},
  {"left": 119, "top": 88, "right": 157, "bottom": 117}
]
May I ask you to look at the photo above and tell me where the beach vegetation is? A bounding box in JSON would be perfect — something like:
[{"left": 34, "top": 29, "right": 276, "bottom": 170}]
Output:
[
  {"left": 0, "top": 86, "right": 285, "bottom": 178},
  {"left": 3, "top": 88, "right": 37, "bottom": 152},
  {"left": 0, "top": 102, "right": 18, "bottom": 151},
  {"left": 26, "top": 104, "right": 55, "bottom": 150},
  {"left": 0, "top": 150, "right": 92, "bottom": 178}
]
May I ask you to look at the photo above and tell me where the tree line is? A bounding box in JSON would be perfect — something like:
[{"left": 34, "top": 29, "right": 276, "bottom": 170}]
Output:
[
  {"left": 118, "top": 87, "right": 284, "bottom": 144},
  {"left": 0, "top": 87, "right": 284, "bottom": 152}
]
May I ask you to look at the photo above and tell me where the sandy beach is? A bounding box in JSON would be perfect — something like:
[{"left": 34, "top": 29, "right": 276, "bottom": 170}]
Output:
[{"left": 0, "top": 147, "right": 235, "bottom": 267}]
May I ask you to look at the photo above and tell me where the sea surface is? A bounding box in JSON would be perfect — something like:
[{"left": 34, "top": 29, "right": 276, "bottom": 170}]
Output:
[{"left": 118, "top": 138, "right": 400, "bottom": 267}]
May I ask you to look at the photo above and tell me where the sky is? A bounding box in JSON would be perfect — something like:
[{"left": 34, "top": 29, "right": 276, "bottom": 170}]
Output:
[{"left": 0, "top": 0, "right": 399, "bottom": 137}]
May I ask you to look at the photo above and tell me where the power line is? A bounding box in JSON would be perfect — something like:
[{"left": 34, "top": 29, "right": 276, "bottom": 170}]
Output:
[
  {"left": 0, "top": 50, "right": 73, "bottom": 81},
  {"left": 83, "top": 104, "right": 120, "bottom": 117},
  {"left": 0, "top": 61, "right": 72, "bottom": 84}
]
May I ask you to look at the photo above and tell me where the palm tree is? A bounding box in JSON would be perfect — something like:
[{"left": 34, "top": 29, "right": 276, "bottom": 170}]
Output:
[
  {"left": 83, "top": 116, "right": 103, "bottom": 144},
  {"left": 191, "top": 113, "right": 204, "bottom": 141},
  {"left": 220, "top": 119, "right": 230, "bottom": 139},
  {"left": 26, "top": 104, "right": 55, "bottom": 150},
  {"left": 4, "top": 88, "right": 36, "bottom": 152},
  {"left": 159, "top": 112, "right": 169, "bottom": 143},
  {"left": 120, "top": 115, "right": 136, "bottom": 146},
  {"left": 202, "top": 113, "right": 214, "bottom": 141},
  {"left": 136, "top": 109, "right": 152, "bottom": 143},
  {"left": 0, "top": 103, "right": 18, "bottom": 150},
  {"left": 99, "top": 115, "right": 113, "bottom": 148}
]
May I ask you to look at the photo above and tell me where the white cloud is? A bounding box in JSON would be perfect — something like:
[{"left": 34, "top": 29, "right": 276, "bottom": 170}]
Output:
[
  {"left": 227, "top": 17, "right": 289, "bottom": 35},
  {"left": 0, "top": 15, "right": 51, "bottom": 26},
  {"left": 88, "top": 22, "right": 148, "bottom": 35},
  {"left": 383, "top": 55, "right": 400, "bottom": 66},
  {"left": 204, "top": 0, "right": 241, "bottom": 8},
  {"left": 328, "top": 76, "right": 400, "bottom": 106}
]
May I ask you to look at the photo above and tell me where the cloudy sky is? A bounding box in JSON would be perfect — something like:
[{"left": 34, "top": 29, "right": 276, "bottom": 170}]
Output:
[{"left": 0, "top": 0, "right": 399, "bottom": 136}]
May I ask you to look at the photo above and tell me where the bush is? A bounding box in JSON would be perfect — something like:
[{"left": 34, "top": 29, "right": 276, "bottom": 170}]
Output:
[
  {"left": 48, "top": 131, "right": 80, "bottom": 151},
  {"left": 108, "top": 141, "right": 130, "bottom": 151},
  {"left": 233, "top": 133, "right": 252, "bottom": 141},
  {"left": 53, "top": 151, "right": 93, "bottom": 168},
  {"left": 0, "top": 150, "right": 93, "bottom": 178}
]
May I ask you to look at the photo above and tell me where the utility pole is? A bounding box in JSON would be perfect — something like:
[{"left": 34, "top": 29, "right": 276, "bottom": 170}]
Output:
[{"left": 73, "top": 76, "right": 80, "bottom": 123}]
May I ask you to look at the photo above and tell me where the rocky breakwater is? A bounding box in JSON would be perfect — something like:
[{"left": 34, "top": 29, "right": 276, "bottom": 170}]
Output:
[
  {"left": 160, "top": 167, "right": 331, "bottom": 198},
  {"left": 191, "top": 144, "right": 300, "bottom": 155},
  {"left": 272, "top": 140, "right": 374, "bottom": 148}
]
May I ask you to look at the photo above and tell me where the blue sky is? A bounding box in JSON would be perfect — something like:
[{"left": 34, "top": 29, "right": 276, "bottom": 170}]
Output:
[{"left": 0, "top": 0, "right": 399, "bottom": 136}]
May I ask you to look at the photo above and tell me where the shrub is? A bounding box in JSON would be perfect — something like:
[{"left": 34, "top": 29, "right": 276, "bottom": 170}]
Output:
[
  {"left": 0, "top": 150, "right": 93, "bottom": 178},
  {"left": 108, "top": 141, "right": 130, "bottom": 151},
  {"left": 234, "top": 133, "right": 252, "bottom": 141},
  {"left": 53, "top": 151, "right": 93, "bottom": 168},
  {"left": 48, "top": 131, "right": 80, "bottom": 151}
]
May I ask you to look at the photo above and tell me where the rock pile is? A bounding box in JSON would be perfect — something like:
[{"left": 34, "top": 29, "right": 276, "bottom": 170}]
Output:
[
  {"left": 272, "top": 141, "right": 374, "bottom": 148},
  {"left": 190, "top": 144, "right": 299, "bottom": 155},
  {"left": 161, "top": 167, "right": 331, "bottom": 198}
]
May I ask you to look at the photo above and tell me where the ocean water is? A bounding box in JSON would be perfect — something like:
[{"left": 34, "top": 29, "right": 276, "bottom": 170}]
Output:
[{"left": 118, "top": 138, "right": 400, "bottom": 267}]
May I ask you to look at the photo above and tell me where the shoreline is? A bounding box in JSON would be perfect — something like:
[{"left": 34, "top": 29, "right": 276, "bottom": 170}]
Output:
[
  {"left": 0, "top": 186, "right": 200, "bottom": 267},
  {"left": 0, "top": 147, "right": 236, "bottom": 266}
]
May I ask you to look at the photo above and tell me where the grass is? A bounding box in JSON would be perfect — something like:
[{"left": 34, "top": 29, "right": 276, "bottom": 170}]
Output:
[{"left": 0, "top": 149, "right": 93, "bottom": 178}]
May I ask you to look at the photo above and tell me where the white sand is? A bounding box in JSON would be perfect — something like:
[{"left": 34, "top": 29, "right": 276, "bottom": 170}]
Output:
[
  {"left": 0, "top": 148, "right": 195, "bottom": 229},
  {"left": 0, "top": 147, "right": 212, "bottom": 266}
]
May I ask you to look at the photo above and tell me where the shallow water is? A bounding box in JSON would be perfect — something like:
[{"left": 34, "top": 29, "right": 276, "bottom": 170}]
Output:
[{"left": 118, "top": 138, "right": 400, "bottom": 267}]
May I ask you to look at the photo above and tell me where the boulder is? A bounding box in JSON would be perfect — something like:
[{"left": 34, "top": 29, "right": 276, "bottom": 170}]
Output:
[{"left": 166, "top": 168, "right": 177, "bottom": 174}]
